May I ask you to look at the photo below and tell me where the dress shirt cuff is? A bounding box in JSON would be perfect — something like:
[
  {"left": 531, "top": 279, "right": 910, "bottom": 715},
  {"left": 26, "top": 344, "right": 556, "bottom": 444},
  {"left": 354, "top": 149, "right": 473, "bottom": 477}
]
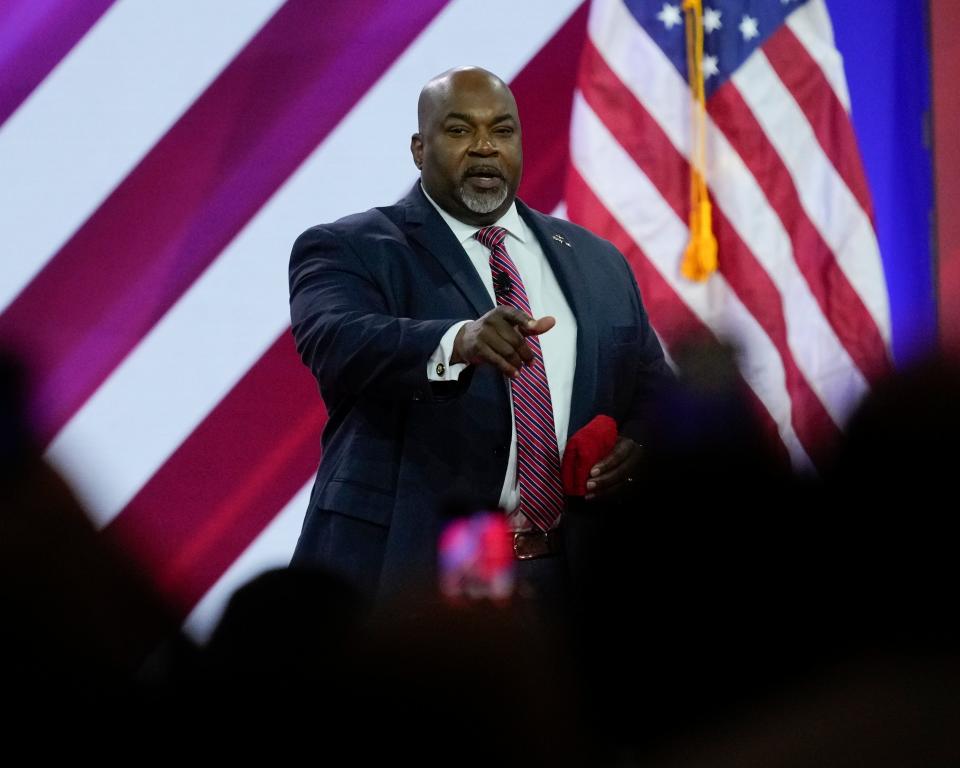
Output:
[{"left": 427, "top": 320, "right": 470, "bottom": 381}]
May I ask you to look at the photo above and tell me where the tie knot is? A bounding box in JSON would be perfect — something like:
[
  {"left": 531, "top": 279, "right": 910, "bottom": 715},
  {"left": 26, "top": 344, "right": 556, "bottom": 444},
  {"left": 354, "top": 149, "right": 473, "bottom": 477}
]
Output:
[{"left": 475, "top": 225, "right": 508, "bottom": 250}]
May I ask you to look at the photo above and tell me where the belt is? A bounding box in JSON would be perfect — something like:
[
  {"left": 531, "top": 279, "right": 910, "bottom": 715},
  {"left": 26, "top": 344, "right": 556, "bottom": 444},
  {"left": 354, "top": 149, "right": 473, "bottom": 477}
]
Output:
[{"left": 512, "top": 529, "right": 563, "bottom": 560}]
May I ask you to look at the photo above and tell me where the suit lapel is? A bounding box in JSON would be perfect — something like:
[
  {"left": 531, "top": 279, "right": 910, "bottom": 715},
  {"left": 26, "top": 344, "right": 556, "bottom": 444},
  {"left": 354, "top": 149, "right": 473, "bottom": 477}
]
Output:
[
  {"left": 401, "top": 185, "right": 493, "bottom": 318},
  {"left": 397, "top": 186, "right": 598, "bottom": 437},
  {"left": 518, "top": 201, "right": 599, "bottom": 440}
]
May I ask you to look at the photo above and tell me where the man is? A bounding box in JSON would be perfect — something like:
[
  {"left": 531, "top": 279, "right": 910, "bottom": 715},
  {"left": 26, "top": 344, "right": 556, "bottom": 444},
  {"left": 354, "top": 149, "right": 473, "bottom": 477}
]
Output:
[{"left": 288, "top": 66, "right": 670, "bottom": 605}]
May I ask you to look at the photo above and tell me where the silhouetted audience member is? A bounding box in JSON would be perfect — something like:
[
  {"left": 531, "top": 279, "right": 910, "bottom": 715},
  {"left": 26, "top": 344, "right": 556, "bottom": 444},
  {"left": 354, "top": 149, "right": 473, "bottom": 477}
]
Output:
[
  {"left": 824, "top": 356, "right": 960, "bottom": 648},
  {"left": 1, "top": 351, "right": 186, "bottom": 741}
]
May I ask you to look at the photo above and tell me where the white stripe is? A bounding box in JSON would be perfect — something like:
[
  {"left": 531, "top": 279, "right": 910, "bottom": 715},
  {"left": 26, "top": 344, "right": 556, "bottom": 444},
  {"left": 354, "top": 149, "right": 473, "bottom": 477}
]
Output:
[
  {"left": 571, "top": 94, "right": 812, "bottom": 470},
  {"left": 733, "top": 50, "right": 891, "bottom": 345},
  {"left": 786, "top": 0, "right": 851, "bottom": 112},
  {"left": 0, "top": 0, "right": 285, "bottom": 312},
  {"left": 46, "top": 0, "right": 584, "bottom": 527},
  {"left": 183, "top": 480, "right": 311, "bottom": 643},
  {"left": 588, "top": 0, "right": 871, "bottom": 427}
]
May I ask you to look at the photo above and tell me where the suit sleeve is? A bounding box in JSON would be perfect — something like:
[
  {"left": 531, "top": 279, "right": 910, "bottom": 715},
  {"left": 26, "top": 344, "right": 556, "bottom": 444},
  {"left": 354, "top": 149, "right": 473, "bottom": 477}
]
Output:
[{"left": 289, "top": 225, "right": 470, "bottom": 402}]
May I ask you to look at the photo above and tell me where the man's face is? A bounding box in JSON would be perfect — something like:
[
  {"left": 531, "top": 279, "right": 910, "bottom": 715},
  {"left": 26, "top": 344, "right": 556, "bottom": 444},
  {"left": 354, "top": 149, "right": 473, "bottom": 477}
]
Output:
[{"left": 411, "top": 71, "right": 522, "bottom": 226}]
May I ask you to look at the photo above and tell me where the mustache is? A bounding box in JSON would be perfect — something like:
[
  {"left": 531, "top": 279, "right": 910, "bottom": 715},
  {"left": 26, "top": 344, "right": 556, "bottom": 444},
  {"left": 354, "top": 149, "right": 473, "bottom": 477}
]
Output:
[{"left": 463, "top": 165, "right": 504, "bottom": 179}]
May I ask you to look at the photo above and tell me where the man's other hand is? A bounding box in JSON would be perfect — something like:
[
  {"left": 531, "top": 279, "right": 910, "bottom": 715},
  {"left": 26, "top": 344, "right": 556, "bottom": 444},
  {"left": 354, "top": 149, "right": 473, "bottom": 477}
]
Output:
[
  {"left": 585, "top": 436, "right": 642, "bottom": 501},
  {"left": 451, "top": 306, "right": 555, "bottom": 378}
]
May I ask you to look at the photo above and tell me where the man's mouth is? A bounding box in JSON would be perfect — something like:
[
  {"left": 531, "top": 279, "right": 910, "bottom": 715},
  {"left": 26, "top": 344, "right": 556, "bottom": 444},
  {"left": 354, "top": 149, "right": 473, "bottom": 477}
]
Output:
[{"left": 464, "top": 166, "right": 504, "bottom": 190}]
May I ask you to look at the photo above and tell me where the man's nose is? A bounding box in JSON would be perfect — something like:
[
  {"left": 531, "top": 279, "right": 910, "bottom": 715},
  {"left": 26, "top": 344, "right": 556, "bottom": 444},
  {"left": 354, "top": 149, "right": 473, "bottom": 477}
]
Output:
[{"left": 469, "top": 133, "right": 498, "bottom": 155}]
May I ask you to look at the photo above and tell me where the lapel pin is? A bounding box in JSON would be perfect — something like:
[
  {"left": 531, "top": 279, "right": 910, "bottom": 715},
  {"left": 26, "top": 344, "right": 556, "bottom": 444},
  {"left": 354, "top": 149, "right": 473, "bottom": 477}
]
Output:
[{"left": 552, "top": 233, "right": 572, "bottom": 248}]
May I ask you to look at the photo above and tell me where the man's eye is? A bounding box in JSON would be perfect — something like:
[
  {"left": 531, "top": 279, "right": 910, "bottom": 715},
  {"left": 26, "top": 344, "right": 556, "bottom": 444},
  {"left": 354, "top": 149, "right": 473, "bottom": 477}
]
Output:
[
  {"left": 448, "top": 126, "right": 469, "bottom": 135},
  {"left": 495, "top": 127, "right": 514, "bottom": 136}
]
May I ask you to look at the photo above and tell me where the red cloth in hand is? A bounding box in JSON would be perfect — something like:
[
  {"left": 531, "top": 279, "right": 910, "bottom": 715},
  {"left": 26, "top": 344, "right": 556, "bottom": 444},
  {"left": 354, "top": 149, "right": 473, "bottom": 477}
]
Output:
[{"left": 561, "top": 415, "right": 618, "bottom": 496}]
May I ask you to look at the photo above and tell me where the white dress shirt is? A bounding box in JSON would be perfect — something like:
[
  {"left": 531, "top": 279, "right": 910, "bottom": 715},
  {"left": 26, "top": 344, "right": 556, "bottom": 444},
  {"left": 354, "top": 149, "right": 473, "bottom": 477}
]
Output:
[{"left": 421, "top": 185, "right": 578, "bottom": 529}]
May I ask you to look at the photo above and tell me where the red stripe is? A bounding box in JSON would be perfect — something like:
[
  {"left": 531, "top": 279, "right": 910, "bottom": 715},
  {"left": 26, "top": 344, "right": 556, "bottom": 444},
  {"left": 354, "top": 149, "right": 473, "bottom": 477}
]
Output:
[
  {"left": 477, "top": 228, "right": 507, "bottom": 249},
  {"left": 711, "top": 196, "right": 840, "bottom": 455},
  {"left": 513, "top": 0, "right": 589, "bottom": 213},
  {"left": 516, "top": 437, "right": 563, "bottom": 487},
  {"left": 565, "top": 168, "right": 792, "bottom": 467},
  {"left": 525, "top": 337, "right": 546, "bottom": 362},
  {"left": 492, "top": 253, "right": 526, "bottom": 287},
  {"left": 104, "top": 335, "right": 323, "bottom": 616},
  {"left": 708, "top": 80, "right": 890, "bottom": 383},
  {"left": 498, "top": 289, "right": 532, "bottom": 313},
  {"left": 518, "top": 456, "right": 564, "bottom": 500},
  {"left": 577, "top": 41, "right": 839, "bottom": 460},
  {"left": 514, "top": 392, "right": 557, "bottom": 432},
  {"left": 762, "top": 24, "right": 876, "bottom": 224},
  {"left": 513, "top": 390, "right": 562, "bottom": 447},
  {"left": 516, "top": 455, "right": 563, "bottom": 500},
  {"left": 0, "top": 0, "right": 449, "bottom": 445},
  {"left": 519, "top": 506, "right": 553, "bottom": 532},
  {"left": 514, "top": 396, "right": 553, "bottom": 429},
  {"left": 515, "top": 478, "right": 561, "bottom": 529},
  {"left": 515, "top": 421, "right": 561, "bottom": 464},
  {"left": 515, "top": 384, "right": 555, "bottom": 423},
  {"left": 501, "top": 292, "right": 534, "bottom": 316},
  {"left": 513, "top": 386, "right": 558, "bottom": 429}
]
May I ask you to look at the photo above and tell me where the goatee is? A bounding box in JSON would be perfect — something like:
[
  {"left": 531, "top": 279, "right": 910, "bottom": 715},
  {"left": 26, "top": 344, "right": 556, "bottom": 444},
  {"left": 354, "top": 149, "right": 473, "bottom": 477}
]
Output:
[{"left": 459, "top": 183, "right": 509, "bottom": 214}]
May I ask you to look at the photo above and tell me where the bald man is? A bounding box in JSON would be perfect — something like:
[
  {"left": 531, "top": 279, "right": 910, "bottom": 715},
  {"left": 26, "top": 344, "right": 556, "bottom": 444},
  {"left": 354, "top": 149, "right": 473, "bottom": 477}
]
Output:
[{"left": 288, "top": 67, "right": 670, "bottom": 606}]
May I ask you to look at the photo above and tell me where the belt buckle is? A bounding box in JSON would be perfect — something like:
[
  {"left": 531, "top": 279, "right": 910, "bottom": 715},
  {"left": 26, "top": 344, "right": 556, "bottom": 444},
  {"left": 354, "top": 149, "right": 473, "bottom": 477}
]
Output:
[{"left": 513, "top": 530, "right": 556, "bottom": 560}]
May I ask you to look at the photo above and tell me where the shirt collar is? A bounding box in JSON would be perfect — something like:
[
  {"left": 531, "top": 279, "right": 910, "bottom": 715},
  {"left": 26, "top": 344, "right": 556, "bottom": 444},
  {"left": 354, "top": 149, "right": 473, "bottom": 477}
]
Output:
[{"left": 420, "top": 183, "right": 528, "bottom": 246}]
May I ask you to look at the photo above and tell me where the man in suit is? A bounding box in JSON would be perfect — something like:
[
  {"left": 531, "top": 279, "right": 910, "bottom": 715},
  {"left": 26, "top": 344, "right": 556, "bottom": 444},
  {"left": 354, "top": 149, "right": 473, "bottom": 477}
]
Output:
[{"left": 288, "top": 66, "right": 670, "bottom": 606}]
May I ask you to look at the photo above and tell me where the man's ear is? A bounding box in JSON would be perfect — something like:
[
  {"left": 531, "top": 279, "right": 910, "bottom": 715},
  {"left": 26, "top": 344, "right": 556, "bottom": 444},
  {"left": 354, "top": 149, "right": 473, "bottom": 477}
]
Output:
[{"left": 410, "top": 133, "right": 423, "bottom": 170}]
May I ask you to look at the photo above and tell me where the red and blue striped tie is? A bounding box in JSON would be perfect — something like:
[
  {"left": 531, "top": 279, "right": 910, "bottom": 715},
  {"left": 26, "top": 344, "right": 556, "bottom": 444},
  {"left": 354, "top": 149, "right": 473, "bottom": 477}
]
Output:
[{"left": 475, "top": 226, "right": 565, "bottom": 532}]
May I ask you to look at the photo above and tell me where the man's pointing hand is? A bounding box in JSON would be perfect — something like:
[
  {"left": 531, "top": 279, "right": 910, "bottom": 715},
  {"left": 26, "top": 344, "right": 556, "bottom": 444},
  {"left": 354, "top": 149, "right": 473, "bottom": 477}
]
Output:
[{"left": 451, "top": 305, "right": 555, "bottom": 378}]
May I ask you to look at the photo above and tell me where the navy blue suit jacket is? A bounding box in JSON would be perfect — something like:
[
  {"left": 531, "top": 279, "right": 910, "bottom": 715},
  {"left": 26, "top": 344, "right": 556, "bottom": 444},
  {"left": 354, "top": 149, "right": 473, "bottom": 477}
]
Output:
[{"left": 288, "top": 183, "right": 670, "bottom": 600}]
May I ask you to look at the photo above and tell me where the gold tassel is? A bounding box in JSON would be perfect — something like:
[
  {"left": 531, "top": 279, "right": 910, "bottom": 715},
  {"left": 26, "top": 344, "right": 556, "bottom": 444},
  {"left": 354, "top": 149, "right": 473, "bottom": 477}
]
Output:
[{"left": 681, "top": 0, "right": 718, "bottom": 282}]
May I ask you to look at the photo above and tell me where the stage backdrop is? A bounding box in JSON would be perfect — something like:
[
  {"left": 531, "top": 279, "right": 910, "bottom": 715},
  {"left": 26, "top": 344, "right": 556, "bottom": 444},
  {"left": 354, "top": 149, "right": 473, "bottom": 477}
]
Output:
[{"left": 0, "top": 0, "right": 935, "bottom": 638}]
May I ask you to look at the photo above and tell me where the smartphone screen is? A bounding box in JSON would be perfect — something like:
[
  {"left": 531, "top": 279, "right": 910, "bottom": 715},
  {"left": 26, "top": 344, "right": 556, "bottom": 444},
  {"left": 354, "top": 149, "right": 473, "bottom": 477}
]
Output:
[{"left": 438, "top": 510, "right": 515, "bottom": 602}]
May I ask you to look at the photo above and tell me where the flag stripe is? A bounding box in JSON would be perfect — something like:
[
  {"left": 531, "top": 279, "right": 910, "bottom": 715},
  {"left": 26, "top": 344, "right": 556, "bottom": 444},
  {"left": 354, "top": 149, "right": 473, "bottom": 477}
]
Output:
[
  {"left": 709, "top": 178, "right": 843, "bottom": 454},
  {"left": 708, "top": 79, "right": 889, "bottom": 384},
  {"left": 0, "top": 0, "right": 285, "bottom": 314},
  {"left": 513, "top": 1, "right": 589, "bottom": 212},
  {"left": 104, "top": 336, "right": 324, "bottom": 613},
  {"left": 2, "top": 0, "right": 450, "bottom": 445},
  {"left": 0, "top": 0, "right": 115, "bottom": 126},
  {"left": 183, "top": 480, "right": 312, "bottom": 642},
  {"left": 565, "top": 167, "right": 795, "bottom": 468},
  {"left": 764, "top": 23, "right": 874, "bottom": 222},
  {"left": 785, "top": 0, "right": 851, "bottom": 112}
]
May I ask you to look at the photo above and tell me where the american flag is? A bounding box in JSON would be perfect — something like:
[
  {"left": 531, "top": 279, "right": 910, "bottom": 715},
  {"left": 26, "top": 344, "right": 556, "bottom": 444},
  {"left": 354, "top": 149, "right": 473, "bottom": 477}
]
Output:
[
  {"left": 0, "top": 0, "right": 886, "bottom": 638},
  {"left": 568, "top": 0, "right": 891, "bottom": 470}
]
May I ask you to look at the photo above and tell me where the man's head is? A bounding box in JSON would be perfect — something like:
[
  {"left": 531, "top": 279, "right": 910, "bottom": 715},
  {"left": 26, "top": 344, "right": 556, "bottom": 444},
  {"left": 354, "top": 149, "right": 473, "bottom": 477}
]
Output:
[{"left": 411, "top": 67, "right": 522, "bottom": 226}]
